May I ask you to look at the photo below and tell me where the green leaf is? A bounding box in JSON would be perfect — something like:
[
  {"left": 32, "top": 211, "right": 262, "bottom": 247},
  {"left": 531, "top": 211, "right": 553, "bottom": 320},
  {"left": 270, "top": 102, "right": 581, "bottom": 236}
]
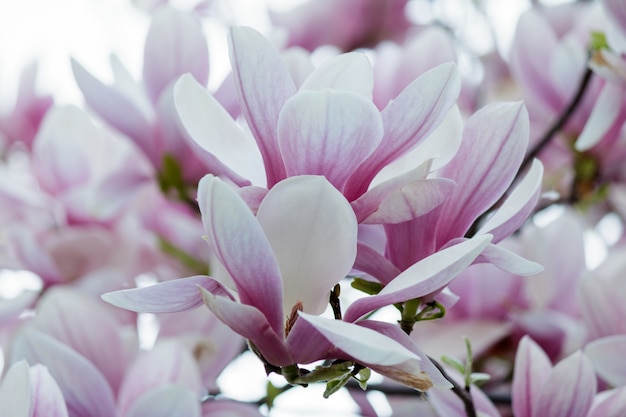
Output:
[
  {"left": 356, "top": 368, "right": 371, "bottom": 390},
  {"left": 590, "top": 31, "right": 609, "bottom": 51},
  {"left": 323, "top": 375, "right": 352, "bottom": 398},
  {"left": 441, "top": 355, "right": 466, "bottom": 375},
  {"left": 469, "top": 372, "right": 491, "bottom": 386},
  {"left": 350, "top": 278, "right": 383, "bottom": 295}
]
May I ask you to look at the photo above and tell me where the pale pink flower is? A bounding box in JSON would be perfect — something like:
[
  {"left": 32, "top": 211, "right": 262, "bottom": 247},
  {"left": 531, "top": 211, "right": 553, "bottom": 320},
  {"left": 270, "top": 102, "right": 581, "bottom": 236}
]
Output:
[
  {"left": 72, "top": 6, "right": 212, "bottom": 184},
  {"left": 0, "top": 360, "right": 68, "bottom": 417},
  {"left": 101, "top": 174, "right": 494, "bottom": 391}
]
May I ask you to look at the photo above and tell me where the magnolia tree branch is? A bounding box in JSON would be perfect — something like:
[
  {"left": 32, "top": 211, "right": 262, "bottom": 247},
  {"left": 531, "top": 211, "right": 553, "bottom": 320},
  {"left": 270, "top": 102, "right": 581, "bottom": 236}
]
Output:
[
  {"left": 518, "top": 66, "right": 594, "bottom": 176},
  {"left": 467, "top": 66, "right": 594, "bottom": 237}
]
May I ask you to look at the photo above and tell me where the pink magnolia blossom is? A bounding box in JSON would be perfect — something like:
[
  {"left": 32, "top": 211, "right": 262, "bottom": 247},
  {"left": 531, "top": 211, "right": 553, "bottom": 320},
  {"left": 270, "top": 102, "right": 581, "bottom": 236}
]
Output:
[
  {"left": 510, "top": 4, "right": 626, "bottom": 199},
  {"left": 101, "top": 174, "right": 497, "bottom": 391},
  {"left": 579, "top": 245, "right": 626, "bottom": 340},
  {"left": 512, "top": 336, "right": 598, "bottom": 417},
  {"left": 9, "top": 287, "right": 243, "bottom": 417},
  {"left": 71, "top": 6, "right": 212, "bottom": 184},
  {"left": 174, "top": 25, "right": 462, "bottom": 226},
  {"left": 355, "top": 101, "right": 543, "bottom": 295},
  {"left": 0, "top": 360, "right": 68, "bottom": 417}
]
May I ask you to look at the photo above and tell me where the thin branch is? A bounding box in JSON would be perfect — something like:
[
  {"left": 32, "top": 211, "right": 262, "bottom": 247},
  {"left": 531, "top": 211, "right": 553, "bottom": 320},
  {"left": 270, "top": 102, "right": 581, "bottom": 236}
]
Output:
[
  {"left": 466, "top": 66, "right": 594, "bottom": 237},
  {"left": 429, "top": 356, "right": 477, "bottom": 417},
  {"left": 518, "top": 66, "right": 594, "bottom": 177}
]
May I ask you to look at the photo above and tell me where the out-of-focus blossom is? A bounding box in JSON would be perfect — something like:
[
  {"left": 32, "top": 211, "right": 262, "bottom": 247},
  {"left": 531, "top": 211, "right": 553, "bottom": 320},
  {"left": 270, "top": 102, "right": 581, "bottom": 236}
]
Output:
[
  {"left": 512, "top": 336, "right": 597, "bottom": 417},
  {"left": 510, "top": 3, "right": 626, "bottom": 205},
  {"left": 8, "top": 287, "right": 242, "bottom": 417},
  {"left": 0, "top": 360, "right": 68, "bottom": 417},
  {"left": 269, "top": 0, "right": 410, "bottom": 52},
  {"left": 579, "top": 245, "right": 626, "bottom": 340},
  {"left": 0, "top": 63, "right": 53, "bottom": 152},
  {"left": 72, "top": 6, "right": 212, "bottom": 185}
]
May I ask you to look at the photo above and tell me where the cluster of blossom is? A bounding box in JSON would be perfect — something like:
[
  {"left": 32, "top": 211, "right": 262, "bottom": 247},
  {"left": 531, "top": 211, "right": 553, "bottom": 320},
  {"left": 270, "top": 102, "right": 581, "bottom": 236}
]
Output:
[{"left": 0, "top": 0, "right": 625, "bottom": 416}]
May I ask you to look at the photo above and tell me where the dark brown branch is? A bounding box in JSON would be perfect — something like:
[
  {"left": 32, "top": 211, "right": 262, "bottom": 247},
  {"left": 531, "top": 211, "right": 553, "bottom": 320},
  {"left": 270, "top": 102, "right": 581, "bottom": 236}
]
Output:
[
  {"left": 518, "top": 67, "right": 594, "bottom": 177},
  {"left": 428, "top": 356, "right": 477, "bottom": 417}
]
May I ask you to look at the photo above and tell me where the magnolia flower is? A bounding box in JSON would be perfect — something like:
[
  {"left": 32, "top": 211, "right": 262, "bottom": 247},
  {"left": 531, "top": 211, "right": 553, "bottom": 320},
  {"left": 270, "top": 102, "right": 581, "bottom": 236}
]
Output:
[
  {"left": 8, "top": 287, "right": 248, "bottom": 417},
  {"left": 0, "top": 62, "right": 53, "bottom": 151},
  {"left": 102, "top": 174, "right": 497, "bottom": 391},
  {"left": 0, "top": 360, "right": 68, "bottom": 417},
  {"left": 174, "top": 25, "right": 461, "bottom": 225},
  {"left": 71, "top": 6, "right": 213, "bottom": 184},
  {"left": 512, "top": 336, "right": 597, "bottom": 417},
  {"left": 355, "top": 101, "right": 544, "bottom": 294}
]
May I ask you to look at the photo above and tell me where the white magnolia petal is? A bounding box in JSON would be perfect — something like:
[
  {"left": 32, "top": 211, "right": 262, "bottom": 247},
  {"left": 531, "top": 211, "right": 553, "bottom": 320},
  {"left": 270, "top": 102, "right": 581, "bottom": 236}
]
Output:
[
  {"left": 257, "top": 176, "right": 357, "bottom": 315},
  {"left": 576, "top": 82, "right": 624, "bottom": 151},
  {"left": 174, "top": 74, "right": 265, "bottom": 186},
  {"left": 0, "top": 360, "right": 32, "bottom": 417},
  {"left": 477, "top": 159, "right": 543, "bottom": 242}
]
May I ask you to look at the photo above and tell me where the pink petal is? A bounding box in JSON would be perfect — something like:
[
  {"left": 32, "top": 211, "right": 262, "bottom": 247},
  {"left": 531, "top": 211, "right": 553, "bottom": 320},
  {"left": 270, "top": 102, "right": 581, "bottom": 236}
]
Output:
[
  {"left": 32, "top": 106, "right": 93, "bottom": 194},
  {"left": 354, "top": 177, "right": 455, "bottom": 224},
  {"left": 343, "top": 235, "right": 491, "bottom": 322},
  {"left": 298, "top": 313, "right": 434, "bottom": 391},
  {"left": 197, "top": 175, "right": 284, "bottom": 335},
  {"left": 576, "top": 82, "right": 624, "bottom": 151},
  {"left": 476, "top": 243, "right": 544, "bottom": 276},
  {"left": 71, "top": 59, "right": 153, "bottom": 156},
  {"left": 143, "top": 7, "right": 208, "bottom": 102},
  {"left": 199, "top": 287, "right": 293, "bottom": 367},
  {"left": 173, "top": 74, "right": 265, "bottom": 186},
  {"left": 588, "top": 386, "right": 626, "bottom": 417},
  {"left": 477, "top": 159, "right": 543, "bottom": 243},
  {"left": 344, "top": 62, "right": 461, "bottom": 199},
  {"left": 11, "top": 329, "right": 117, "bottom": 417},
  {"left": 354, "top": 241, "right": 402, "bottom": 285},
  {"left": 0, "top": 360, "right": 33, "bottom": 417},
  {"left": 284, "top": 314, "right": 334, "bottom": 364},
  {"left": 277, "top": 90, "right": 383, "bottom": 191},
  {"left": 300, "top": 52, "right": 373, "bottom": 99},
  {"left": 29, "top": 364, "right": 69, "bottom": 417},
  {"left": 126, "top": 385, "right": 200, "bottom": 417},
  {"left": 32, "top": 288, "right": 130, "bottom": 393},
  {"left": 102, "top": 275, "right": 229, "bottom": 313},
  {"left": 585, "top": 335, "right": 626, "bottom": 387},
  {"left": 437, "top": 102, "right": 529, "bottom": 243},
  {"left": 257, "top": 175, "right": 357, "bottom": 316},
  {"left": 512, "top": 336, "right": 553, "bottom": 417},
  {"left": 535, "top": 351, "right": 596, "bottom": 417},
  {"left": 118, "top": 340, "right": 202, "bottom": 416},
  {"left": 228, "top": 26, "right": 297, "bottom": 186},
  {"left": 509, "top": 10, "right": 563, "bottom": 112}
]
